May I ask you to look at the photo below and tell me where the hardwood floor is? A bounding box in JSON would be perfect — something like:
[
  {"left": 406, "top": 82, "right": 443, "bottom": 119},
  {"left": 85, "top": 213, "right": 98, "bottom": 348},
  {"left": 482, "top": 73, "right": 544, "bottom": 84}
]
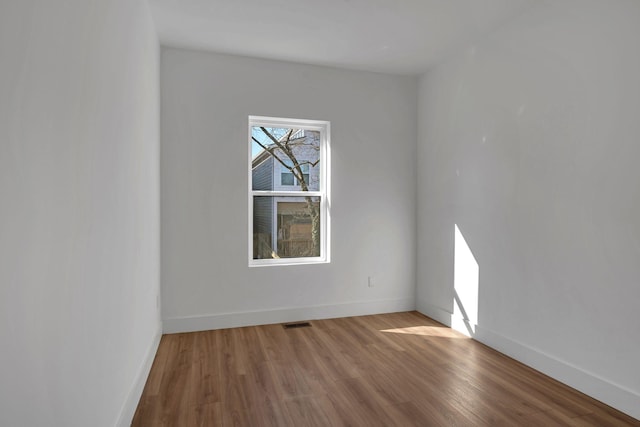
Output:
[{"left": 132, "top": 312, "right": 639, "bottom": 426}]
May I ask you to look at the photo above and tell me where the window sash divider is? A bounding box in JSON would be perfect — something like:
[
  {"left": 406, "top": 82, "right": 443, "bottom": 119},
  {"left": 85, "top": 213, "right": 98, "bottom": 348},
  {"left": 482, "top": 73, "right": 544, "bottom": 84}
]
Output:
[{"left": 251, "top": 191, "right": 323, "bottom": 197}]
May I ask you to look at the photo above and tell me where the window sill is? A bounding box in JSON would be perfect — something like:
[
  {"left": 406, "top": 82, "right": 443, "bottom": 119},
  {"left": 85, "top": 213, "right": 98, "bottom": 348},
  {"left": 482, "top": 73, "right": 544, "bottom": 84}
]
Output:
[{"left": 249, "top": 257, "right": 329, "bottom": 268}]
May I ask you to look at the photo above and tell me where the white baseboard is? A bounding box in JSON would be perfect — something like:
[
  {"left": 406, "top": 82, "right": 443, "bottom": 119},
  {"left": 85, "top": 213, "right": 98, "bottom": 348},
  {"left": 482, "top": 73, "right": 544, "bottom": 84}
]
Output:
[
  {"left": 416, "top": 301, "right": 454, "bottom": 327},
  {"left": 116, "top": 326, "right": 163, "bottom": 427},
  {"left": 163, "top": 298, "right": 415, "bottom": 334},
  {"left": 416, "top": 304, "right": 640, "bottom": 421}
]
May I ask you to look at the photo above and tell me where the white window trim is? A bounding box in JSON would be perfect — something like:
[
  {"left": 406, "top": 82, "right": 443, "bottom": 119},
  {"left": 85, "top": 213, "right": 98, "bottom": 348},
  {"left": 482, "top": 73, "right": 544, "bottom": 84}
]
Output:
[{"left": 248, "top": 115, "right": 331, "bottom": 267}]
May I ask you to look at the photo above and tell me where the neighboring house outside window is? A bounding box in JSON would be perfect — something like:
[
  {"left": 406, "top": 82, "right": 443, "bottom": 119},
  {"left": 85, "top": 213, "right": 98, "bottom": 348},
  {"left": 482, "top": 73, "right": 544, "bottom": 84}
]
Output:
[
  {"left": 249, "top": 117, "right": 329, "bottom": 266},
  {"left": 281, "top": 160, "right": 309, "bottom": 186}
]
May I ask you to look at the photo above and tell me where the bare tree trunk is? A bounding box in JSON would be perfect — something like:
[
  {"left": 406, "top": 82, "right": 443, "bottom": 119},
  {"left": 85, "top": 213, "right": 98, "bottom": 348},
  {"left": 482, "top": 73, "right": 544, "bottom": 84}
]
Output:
[{"left": 303, "top": 196, "right": 320, "bottom": 256}]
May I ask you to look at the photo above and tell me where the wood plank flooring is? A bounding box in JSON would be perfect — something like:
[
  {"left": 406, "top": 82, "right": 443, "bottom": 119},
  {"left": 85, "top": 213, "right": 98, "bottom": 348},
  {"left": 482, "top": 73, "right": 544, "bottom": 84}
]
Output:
[{"left": 132, "top": 311, "right": 639, "bottom": 426}]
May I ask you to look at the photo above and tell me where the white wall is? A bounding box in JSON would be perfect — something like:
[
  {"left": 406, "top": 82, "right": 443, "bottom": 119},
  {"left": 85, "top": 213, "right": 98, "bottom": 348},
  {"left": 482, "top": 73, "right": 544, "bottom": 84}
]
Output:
[
  {"left": 0, "top": 1, "right": 161, "bottom": 426},
  {"left": 161, "top": 48, "right": 417, "bottom": 332},
  {"left": 417, "top": 0, "right": 640, "bottom": 418}
]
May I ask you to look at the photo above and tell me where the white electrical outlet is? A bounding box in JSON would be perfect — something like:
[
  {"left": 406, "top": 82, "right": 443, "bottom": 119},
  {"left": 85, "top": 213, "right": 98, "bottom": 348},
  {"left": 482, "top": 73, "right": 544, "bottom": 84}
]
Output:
[{"left": 368, "top": 276, "right": 374, "bottom": 287}]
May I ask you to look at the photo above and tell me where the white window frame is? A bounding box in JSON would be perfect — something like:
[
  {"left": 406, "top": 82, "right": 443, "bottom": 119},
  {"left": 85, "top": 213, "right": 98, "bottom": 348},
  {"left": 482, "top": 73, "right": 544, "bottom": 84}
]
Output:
[{"left": 248, "top": 115, "right": 330, "bottom": 267}]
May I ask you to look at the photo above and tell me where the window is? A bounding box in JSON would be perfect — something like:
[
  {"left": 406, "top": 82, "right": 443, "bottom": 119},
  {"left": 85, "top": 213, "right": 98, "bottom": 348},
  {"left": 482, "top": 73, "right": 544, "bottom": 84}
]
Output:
[{"left": 249, "top": 116, "right": 330, "bottom": 266}]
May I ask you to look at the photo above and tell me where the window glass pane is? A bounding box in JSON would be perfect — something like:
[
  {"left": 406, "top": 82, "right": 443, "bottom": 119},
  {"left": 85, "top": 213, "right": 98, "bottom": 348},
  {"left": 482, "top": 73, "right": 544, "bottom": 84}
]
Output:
[
  {"left": 253, "top": 196, "right": 321, "bottom": 259},
  {"left": 251, "top": 127, "right": 320, "bottom": 191},
  {"left": 281, "top": 173, "right": 294, "bottom": 186}
]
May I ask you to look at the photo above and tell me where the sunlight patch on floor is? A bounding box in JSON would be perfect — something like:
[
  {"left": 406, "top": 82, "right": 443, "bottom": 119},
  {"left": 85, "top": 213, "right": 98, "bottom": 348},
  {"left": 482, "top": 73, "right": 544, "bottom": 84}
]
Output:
[{"left": 380, "top": 326, "right": 467, "bottom": 338}]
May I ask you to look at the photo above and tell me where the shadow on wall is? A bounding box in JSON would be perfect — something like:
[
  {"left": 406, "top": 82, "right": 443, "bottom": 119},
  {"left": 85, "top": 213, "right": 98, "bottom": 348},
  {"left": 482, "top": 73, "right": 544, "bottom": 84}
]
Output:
[{"left": 452, "top": 224, "right": 479, "bottom": 337}]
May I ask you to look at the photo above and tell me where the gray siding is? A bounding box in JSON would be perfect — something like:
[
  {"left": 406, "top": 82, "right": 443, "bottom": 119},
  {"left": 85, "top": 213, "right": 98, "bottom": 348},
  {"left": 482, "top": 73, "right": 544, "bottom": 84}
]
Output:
[
  {"left": 252, "top": 158, "right": 273, "bottom": 191},
  {"left": 253, "top": 196, "right": 273, "bottom": 236}
]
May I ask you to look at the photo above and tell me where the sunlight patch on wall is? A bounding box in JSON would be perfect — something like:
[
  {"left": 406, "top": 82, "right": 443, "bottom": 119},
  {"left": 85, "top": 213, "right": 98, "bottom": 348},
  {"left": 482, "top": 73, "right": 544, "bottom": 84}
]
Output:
[{"left": 453, "top": 224, "right": 479, "bottom": 337}]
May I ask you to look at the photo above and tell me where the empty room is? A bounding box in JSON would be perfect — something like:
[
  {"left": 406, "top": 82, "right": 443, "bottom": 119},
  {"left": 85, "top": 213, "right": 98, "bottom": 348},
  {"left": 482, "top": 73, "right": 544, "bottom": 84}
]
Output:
[{"left": 1, "top": 0, "right": 639, "bottom": 425}]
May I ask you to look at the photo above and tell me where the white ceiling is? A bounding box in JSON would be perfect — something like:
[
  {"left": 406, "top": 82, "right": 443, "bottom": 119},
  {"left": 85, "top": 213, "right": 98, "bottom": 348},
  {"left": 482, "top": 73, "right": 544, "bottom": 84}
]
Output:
[{"left": 149, "top": 0, "right": 535, "bottom": 75}]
